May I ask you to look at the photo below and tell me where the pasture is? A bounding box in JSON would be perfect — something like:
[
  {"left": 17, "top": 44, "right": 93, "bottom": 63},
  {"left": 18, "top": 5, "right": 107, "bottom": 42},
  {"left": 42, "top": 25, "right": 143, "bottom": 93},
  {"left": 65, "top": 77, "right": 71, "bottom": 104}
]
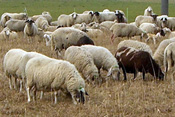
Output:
[{"left": 0, "top": 0, "right": 175, "bottom": 116}]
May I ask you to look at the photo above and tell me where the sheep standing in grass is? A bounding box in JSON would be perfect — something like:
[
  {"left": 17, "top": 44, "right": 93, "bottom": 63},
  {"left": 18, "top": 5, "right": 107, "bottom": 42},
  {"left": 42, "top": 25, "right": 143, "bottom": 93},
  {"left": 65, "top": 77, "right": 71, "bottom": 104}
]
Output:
[
  {"left": 3, "top": 49, "right": 27, "bottom": 90},
  {"left": 135, "top": 15, "right": 157, "bottom": 27},
  {"left": 16, "top": 52, "right": 48, "bottom": 92},
  {"left": 25, "top": 57, "right": 88, "bottom": 104},
  {"left": 73, "top": 12, "right": 94, "bottom": 24},
  {"left": 57, "top": 13, "right": 76, "bottom": 27},
  {"left": 117, "top": 40, "right": 153, "bottom": 56},
  {"left": 24, "top": 19, "right": 38, "bottom": 42},
  {"left": 5, "top": 19, "right": 26, "bottom": 32},
  {"left": 164, "top": 42, "right": 175, "bottom": 78},
  {"left": 32, "top": 11, "right": 52, "bottom": 24},
  {"left": 81, "top": 45, "right": 120, "bottom": 80},
  {"left": 64, "top": 46, "right": 99, "bottom": 83},
  {"left": 153, "top": 37, "right": 175, "bottom": 66},
  {"left": 35, "top": 16, "right": 49, "bottom": 30},
  {"left": 139, "top": 23, "right": 160, "bottom": 34}
]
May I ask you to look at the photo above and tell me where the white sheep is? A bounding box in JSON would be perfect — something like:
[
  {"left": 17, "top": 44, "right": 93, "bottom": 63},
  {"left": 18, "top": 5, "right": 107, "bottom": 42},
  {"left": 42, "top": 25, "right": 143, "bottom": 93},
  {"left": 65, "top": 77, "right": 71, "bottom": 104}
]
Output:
[
  {"left": 64, "top": 46, "right": 99, "bottom": 82},
  {"left": 153, "top": 37, "right": 175, "bottom": 66},
  {"left": 32, "top": 11, "right": 52, "bottom": 24},
  {"left": 3, "top": 49, "right": 27, "bottom": 90},
  {"left": 81, "top": 45, "right": 120, "bottom": 80},
  {"left": 160, "top": 17, "right": 175, "bottom": 31},
  {"left": 93, "top": 11, "right": 117, "bottom": 23},
  {"left": 135, "top": 15, "right": 157, "bottom": 27},
  {"left": 164, "top": 42, "right": 175, "bottom": 79},
  {"left": 50, "top": 20, "right": 59, "bottom": 26},
  {"left": 103, "top": 9, "right": 110, "bottom": 12},
  {"left": 24, "top": 19, "right": 38, "bottom": 42},
  {"left": 100, "top": 20, "right": 116, "bottom": 29},
  {"left": 35, "top": 16, "right": 49, "bottom": 30},
  {"left": 57, "top": 13, "right": 76, "bottom": 27},
  {"left": 145, "top": 33, "right": 162, "bottom": 45},
  {"left": 110, "top": 23, "right": 145, "bottom": 42},
  {"left": 139, "top": 23, "right": 160, "bottom": 34},
  {"left": 1, "top": 12, "right": 27, "bottom": 20},
  {"left": 144, "top": 6, "right": 153, "bottom": 16},
  {"left": 117, "top": 40, "right": 153, "bottom": 56},
  {"left": 0, "top": 15, "right": 11, "bottom": 27},
  {"left": 5, "top": 19, "right": 26, "bottom": 32},
  {"left": 73, "top": 12, "right": 94, "bottom": 24},
  {"left": 16, "top": 51, "right": 48, "bottom": 92},
  {"left": 25, "top": 56, "right": 87, "bottom": 104},
  {"left": 86, "top": 28, "right": 105, "bottom": 39}
]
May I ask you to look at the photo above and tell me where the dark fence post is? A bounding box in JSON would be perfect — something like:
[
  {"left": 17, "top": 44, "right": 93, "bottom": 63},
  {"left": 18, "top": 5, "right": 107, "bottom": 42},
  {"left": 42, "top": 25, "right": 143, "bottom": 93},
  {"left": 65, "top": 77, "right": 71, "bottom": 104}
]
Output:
[{"left": 161, "top": 0, "right": 169, "bottom": 15}]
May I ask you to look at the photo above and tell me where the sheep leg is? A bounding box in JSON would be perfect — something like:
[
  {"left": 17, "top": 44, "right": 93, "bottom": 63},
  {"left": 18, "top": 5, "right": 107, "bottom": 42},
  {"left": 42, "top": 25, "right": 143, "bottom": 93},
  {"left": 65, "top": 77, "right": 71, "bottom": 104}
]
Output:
[
  {"left": 142, "top": 70, "right": 146, "bottom": 80},
  {"left": 19, "top": 79, "right": 23, "bottom": 92},
  {"left": 8, "top": 76, "right": 12, "bottom": 89},
  {"left": 54, "top": 91, "right": 58, "bottom": 104},
  {"left": 27, "top": 87, "right": 31, "bottom": 102},
  {"left": 33, "top": 89, "right": 36, "bottom": 102},
  {"left": 153, "top": 37, "right": 156, "bottom": 45},
  {"left": 133, "top": 71, "right": 138, "bottom": 80},
  {"left": 121, "top": 66, "right": 127, "bottom": 81},
  {"left": 13, "top": 78, "right": 17, "bottom": 89},
  {"left": 70, "top": 92, "right": 77, "bottom": 105},
  {"left": 40, "top": 91, "right": 44, "bottom": 100}
]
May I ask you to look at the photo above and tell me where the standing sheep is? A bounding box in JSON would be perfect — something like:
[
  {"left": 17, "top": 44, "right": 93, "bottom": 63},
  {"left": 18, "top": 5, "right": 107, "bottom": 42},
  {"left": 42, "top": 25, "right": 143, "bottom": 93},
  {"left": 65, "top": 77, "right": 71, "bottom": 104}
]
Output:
[
  {"left": 35, "top": 16, "right": 49, "bottom": 30},
  {"left": 3, "top": 49, "right": 27, "bottom": 90},
  {"left": 153, "top": 37, "right": 175, "bottom": 66},
  {"left": 24, "top": 19, "right": 38, "bottom": 42},
  {"left": 144, "top": 6, "right": 153, "bottom": 16},
  {"left": 117, "top": 40, "right": 153, "bottom": 56},
  {"left": 25, "top": 57, "right": 88, "bottom": 104},
  {"left": 73, "top": 12, "right": 94, "bottom": 24},
  {"left": 135, "top": 15, "right": 158, "bottom": 27},
  {"left": 57, "top": 13, "right": 76, "bottom": 27},
  {"left": 5, "top": 19, "right": 26, "bottom": 32},
  {"left": 64, "top": 46, "right": 99, "bottom": 82},
  {"left": 81, "top": 45, "right": 120, "bottom": 80},
  {"left": 139, "top": 23, "right": 160, "bottom": 34},
  {"left": 115, "top": 47, "right": 164, "bottom": 80}
]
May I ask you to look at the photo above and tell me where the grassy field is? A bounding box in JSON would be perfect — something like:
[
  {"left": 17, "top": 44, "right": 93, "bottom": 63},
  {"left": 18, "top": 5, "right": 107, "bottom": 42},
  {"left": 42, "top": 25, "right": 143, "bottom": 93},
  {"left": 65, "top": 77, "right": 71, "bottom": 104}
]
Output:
[
  {"left": 0, "top": 0, "right": 175, "bottom": 22},
  {"left": 0, "top": 0, "right": 175, "bottom": 117}
]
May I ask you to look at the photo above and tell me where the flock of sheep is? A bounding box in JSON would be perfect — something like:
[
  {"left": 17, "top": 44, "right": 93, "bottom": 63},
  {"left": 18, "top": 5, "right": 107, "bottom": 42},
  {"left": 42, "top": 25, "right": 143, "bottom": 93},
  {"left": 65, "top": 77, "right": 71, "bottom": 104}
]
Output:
[{"left": 1, "top": 6, "right": 175, "bottom": 105}]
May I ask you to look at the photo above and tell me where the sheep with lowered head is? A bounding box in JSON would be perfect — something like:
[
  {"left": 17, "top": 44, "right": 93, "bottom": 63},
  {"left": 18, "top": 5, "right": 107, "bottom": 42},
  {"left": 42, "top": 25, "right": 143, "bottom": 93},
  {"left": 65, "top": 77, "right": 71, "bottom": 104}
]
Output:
[
  {"left": 25, "top": 56, "right": 88, "bottom": 104},
  {"left": 135, "top": 15, "right": 158, "bottom": 27},
  {"left": 117, "top": 40, "right": 153, "bottom": 56},
  {"left": 35, "top": 16, "right": 49, "bottom": 30},
  {"left": 64, "top": 46, "right": 99, "bottom": 83},
  {"left": 3, "top": 49, "right": 27, "bottom": 90},
  {"left": 81, "top": 45, "right": 120, "bottom": 80},
  {"left": 5, "top": 19, "right": 26, "bottom": 32}
]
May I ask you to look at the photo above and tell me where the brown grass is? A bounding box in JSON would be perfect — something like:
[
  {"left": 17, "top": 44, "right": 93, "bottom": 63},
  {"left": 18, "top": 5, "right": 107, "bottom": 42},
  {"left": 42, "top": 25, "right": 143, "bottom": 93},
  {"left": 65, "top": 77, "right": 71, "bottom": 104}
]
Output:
[{"left": 0, "top": 27, "right": 175, "bottom": 117}]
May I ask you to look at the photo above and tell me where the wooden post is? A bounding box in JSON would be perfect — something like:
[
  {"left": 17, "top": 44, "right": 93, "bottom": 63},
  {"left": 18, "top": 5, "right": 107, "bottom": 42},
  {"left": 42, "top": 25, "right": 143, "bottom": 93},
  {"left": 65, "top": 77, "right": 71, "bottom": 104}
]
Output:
[{"left": 161, "top": 0, "right": 169, "bottom": 15}]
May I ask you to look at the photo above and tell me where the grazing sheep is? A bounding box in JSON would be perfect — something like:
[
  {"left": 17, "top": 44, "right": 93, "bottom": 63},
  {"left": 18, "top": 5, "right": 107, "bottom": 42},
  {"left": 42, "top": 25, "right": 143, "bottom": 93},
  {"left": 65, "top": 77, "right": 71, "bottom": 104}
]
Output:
[
  {"left": 3, "top": 49, "right": 27, "bottom": 90},
  {"left": 50, "top": 27, "right": 90, "bottom": 55},
  {"left": 32, "top": 11, "right": 52, "bottom": 24},
  {"left": 57, "top": 13, "right": 76, "bottom": 27},
  {"left": 139, "top": 23, "right": 160, "bottom": 34},
  {"left": 64, "top": 46, "right": 99, "bottom": 82},
  {"left": 45, "top": 26, "right": 57, "bottom": 32},
  {"left": 135, "top": 15, "right": 158, "bottom": 27},
  {"left": 25, "top": 57, "right": 88, "bottom": 104},
  {"left": 81, "top": 45, "right": 120, "bottom": 80},
  {"left": 35, "top": 16, "right": 49, "bottom": 30},
  {"left": 103, "top": 9, "right": 110, "bottom": 12},
  {"left": 72, "top": 23, "right": 87, "bottom": 32},
  {"left": 24, "top": 19, "right": 38, "bottom": 42},
  {"left": 5, "top": 19, "right": 26, "bottom": 32},
  {"left": 1, "top": 12, "right": 27, "bottom": 20},
  {"left": 100, "top": 21, "right": 116, "bottom": 29},
  {"left": 115, "top": 47, "right": 164, "bottom": 80},
  {"left": 93, "top": 11, "right": 117, "bottom": 23},
  {"left": 16, "top": 52, "right": 48, "bottom": 92},
  {"left": 144, "top": 6, "right": 153, "bottom": 16},
  {"left": 145, "top": 32, "right": 162, "bottom": 45},
  {"left": 117, "top": 40, "right": 153, "bottom": 56},
  {"left": 50, "top": 21, "right": 59, "bottom": 26},
  {"left": 153, "top": 37, "right": 175, "bottom": 66},
  {"left": 73, "top": 12, "right": 94, "bottom": 24},
  {"left": 110, "top": 23, "right": 146, "bottom": 42},
  {"left": 164, "top": 42, "right": 175, "bottom": 78},
  {"left": 86, "top": 28, "right": 105, "bottom": 39},
  {"left": 76, "top": 36, "right": 94, "bottom": 46},
  {"left": 115, "top": 10, "right": 127, "bottom": 23}
]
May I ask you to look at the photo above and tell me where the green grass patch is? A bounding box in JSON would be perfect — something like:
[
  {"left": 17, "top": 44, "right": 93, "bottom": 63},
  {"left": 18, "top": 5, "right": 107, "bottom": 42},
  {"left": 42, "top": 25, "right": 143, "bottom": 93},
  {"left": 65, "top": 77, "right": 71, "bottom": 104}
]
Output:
[{"left": 0, "top": 0, "right": 175, "bottom": 22}]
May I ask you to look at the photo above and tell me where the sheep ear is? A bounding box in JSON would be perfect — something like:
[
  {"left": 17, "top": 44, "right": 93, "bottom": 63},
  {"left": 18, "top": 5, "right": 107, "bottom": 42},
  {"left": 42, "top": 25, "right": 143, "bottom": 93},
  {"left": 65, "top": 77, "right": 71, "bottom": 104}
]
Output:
[{"left": 107, "top": 67, "right": 112, "bottom": 77}]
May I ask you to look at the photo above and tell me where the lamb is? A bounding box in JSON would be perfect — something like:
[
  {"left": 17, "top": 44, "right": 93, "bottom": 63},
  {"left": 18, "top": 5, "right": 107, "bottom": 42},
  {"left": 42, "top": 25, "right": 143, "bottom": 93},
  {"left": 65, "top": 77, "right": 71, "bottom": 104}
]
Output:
[
  {"left": 139, "top": 23, "right": 160, "bottom": 34},
  {"left": 144, "top": 6, "right": 153, "bottom": 16},
  {"left": 57, "top": 13, "right": 76, "bottom": 27},
  {"left": 73, "top": 12, "right": 94, "bottom": 24},
  {"left": 25, "top": 56, "right": 88, "bottom": 104},
  {"left": 93, "top": 11, "right": 117, "bottom": 23},
  {"left": 145, "top": 33, "right": 162, "bottom": 45},
  {"left": 81, "top": 45, "right": 120, "bottom": 80},
  {"left": 115, "top": 47, "right": 164, "bottom": 80},
  {"left": 3, "top": 49, "right": 27, "bottom": 90},
  {"left": 153, "top": 37, "right": 175, "bottom": 66},
  {"left": 35, "top": 16, "right": 49, "bottom": 30},
  {"left": 110, "top": 23, "right": 146, "bottom": 42},
  {"left": 135, "top": 15, "right": 158, "bottom": 27},
  {"left": 5, "top": 19, "right": 26, "bottom": 32},
  {"left": 64, "top": 46, "right": 99, "bottom": 82},
  {"left": 24, "top": 19, "right": 38, "bottom": 42},
  {"left": 117, "top": 40, "right": 153, "bottom": 56}
]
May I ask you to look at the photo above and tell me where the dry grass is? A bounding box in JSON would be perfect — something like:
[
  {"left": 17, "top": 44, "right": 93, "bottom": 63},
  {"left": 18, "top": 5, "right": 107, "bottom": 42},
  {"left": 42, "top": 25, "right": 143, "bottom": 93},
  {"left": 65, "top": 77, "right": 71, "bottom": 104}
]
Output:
[{"left": 0, "top": 26, "right": 175, "bottom": 117}]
